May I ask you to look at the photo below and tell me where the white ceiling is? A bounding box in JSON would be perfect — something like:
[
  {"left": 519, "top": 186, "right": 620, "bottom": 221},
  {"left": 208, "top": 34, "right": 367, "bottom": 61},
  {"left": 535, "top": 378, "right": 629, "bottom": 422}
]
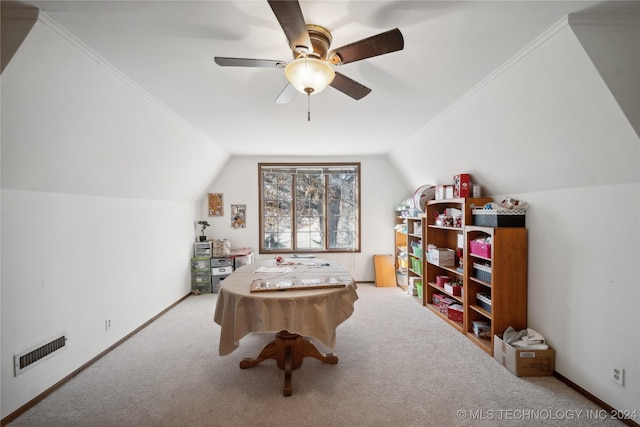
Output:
[{"left": 21, "top": 0, "right": 639, "bottom": 156}]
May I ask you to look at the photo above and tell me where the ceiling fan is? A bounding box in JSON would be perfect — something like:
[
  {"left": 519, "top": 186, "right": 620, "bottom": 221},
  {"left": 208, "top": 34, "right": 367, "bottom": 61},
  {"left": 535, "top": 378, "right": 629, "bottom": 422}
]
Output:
[{"left": 214, "top": 0, "right": 404, "bottom": 104}]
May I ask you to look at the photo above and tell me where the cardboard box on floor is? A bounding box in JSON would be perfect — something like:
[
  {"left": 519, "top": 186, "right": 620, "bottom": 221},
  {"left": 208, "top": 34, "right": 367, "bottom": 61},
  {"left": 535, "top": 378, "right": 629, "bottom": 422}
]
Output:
[{"left": 493, "top": 334, "right": 555, "bottom": 376}]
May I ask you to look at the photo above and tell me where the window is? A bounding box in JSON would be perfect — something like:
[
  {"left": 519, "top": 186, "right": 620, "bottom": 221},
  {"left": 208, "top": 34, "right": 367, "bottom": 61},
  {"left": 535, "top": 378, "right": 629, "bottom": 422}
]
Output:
[{"left": 259, "top": 163, "right": 360, "bottom": 254}]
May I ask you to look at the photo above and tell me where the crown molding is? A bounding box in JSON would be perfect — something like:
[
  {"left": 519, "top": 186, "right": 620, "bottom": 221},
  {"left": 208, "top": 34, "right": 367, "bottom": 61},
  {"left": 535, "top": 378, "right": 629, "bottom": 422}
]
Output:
[{"left": 422, "top": 15, "right": 571, "bottom": 131}]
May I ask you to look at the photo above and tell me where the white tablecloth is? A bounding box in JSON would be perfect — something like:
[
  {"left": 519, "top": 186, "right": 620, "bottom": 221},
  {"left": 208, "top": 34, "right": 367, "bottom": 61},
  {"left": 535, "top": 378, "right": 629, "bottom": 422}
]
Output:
[{"left": 213, "top": 259, "right": 359, "bottom": 356}]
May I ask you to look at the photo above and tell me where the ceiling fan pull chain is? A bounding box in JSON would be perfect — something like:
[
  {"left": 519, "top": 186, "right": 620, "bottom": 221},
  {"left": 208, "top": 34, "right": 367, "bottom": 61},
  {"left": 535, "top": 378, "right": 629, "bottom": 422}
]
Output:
[{"left": 304, "top": 87, "right": 314, "bottom": 122}]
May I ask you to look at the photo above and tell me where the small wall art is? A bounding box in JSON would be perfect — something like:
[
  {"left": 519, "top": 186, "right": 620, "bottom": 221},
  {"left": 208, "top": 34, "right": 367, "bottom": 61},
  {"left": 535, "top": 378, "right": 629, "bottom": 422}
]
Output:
[
  {"left": 231, "top": 204, "right": 246, "bottom": 229},
  {"left": 208, "top": 193, "right": 224, "bottom": 216}
]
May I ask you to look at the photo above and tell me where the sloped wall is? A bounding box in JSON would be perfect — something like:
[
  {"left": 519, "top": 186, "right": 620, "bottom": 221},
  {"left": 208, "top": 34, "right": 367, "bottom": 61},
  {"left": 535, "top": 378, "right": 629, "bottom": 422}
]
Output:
[
  {"left": 389, "top": 19, "right": 639, "bottom": 414},
  {"left": 392, "top": 20, "right": 638, "bottom": 195},
  {"left": 1, "top": 16, "right": 227, "bottom": 201},
  {"left": 1, "top": 16, "right": 229, "bottom": 417}
]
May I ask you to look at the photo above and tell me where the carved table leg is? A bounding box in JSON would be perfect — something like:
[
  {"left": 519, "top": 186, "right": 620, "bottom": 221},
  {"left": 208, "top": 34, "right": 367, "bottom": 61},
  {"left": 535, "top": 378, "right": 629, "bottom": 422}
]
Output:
[
  {"left": 301, "top": 339, "right": 339, "bottom": 365},
  {"left": 239, "top": 340, "right": 277, "bottom": 369},
  {"left": 238, "top": 330, "right": 339, "bottom": 396}
]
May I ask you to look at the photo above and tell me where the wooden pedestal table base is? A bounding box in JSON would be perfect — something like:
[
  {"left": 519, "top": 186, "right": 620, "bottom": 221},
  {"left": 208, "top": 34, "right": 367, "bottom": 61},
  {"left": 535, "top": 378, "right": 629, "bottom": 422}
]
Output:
[{"left": 239, "top": 330, "right": 338, "bottom": 396}]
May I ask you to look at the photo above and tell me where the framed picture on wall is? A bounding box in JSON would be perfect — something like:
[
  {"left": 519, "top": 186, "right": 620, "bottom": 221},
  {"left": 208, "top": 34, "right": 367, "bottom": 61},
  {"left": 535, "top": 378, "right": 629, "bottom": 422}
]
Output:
[
  {"left": 208, "top": 193, "right": 223, "bottom": 217},
  {"left": 231, "top": 204, "right": 246, "bottom": 229}
]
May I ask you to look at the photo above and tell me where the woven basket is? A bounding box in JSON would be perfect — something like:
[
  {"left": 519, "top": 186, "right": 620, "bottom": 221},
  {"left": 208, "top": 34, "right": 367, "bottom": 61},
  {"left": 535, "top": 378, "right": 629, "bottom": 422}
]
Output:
[
  {"left": 473, "top": 262, "right": 492, "bottom": 282},
  {"left": 472, "top": 208, "right": 526, "bottom": 227}
]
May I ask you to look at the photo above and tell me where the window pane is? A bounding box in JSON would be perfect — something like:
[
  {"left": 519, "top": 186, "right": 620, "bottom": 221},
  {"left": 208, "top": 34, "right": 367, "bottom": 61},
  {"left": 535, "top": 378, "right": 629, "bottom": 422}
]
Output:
[
  {"left": 262, "top": 171, "right": 293, "bottom": 249},
  {"left": 295, "top": 173, "right": 323, "bottom": 215},
  {"left": 296, "top": 173, "right": 324, "bottom": 249},
  {"left": 331, "top": 231, "right": 356, "bottom": 249},
  {"left": 327, "top": 172, "right": 358, "bottom": 249},
  {"left": 264, "top": 232, "right": 291, "bottom": 249},
  {"left": 296, "top": 216, "right": 323, "bottom": 249}
]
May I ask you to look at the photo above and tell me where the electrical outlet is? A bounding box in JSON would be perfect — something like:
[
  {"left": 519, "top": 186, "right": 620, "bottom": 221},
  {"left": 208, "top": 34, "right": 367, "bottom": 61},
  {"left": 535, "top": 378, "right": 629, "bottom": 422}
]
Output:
[
  {"left": 611, "top": 364, "right": 624, "bottom": 386},
  {"left": 105, "top": 319, "right": 111, "bottom": 331}
]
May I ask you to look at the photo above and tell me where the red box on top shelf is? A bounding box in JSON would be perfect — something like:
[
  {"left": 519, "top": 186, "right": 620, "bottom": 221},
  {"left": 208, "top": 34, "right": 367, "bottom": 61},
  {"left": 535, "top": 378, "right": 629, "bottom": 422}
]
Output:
[{"left": 453, "top": 174, "right": 471, "bottom": 198}]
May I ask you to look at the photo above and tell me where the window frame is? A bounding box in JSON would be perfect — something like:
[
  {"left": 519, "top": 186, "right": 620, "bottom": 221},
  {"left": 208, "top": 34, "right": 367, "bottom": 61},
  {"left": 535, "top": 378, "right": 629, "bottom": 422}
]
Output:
[{"left": 258, "top": 162, "right": 361, "bottom": 254}]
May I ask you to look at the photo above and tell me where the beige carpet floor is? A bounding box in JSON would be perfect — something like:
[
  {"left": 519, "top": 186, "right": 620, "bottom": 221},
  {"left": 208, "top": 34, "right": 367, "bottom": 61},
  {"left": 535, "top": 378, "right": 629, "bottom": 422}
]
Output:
[{"left": 7, "top": 284, "right": 624, "bottom": 426}]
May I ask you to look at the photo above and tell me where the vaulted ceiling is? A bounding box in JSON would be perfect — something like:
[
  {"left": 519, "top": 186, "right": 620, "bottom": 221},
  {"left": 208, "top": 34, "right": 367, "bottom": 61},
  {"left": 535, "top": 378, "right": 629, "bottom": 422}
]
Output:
[{"left": 11, "top": 0, "right": 638, "bottom": 156}]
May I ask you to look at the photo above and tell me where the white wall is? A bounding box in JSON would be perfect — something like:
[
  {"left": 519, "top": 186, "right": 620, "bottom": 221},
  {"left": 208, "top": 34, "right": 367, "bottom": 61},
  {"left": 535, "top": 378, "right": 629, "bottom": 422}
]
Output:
[
  {"left": 389, "top": 19, "right": 640, "bottom": 415},
  {"left": 524, "top": 183, "right": 639, "bottom": 413},
  {"left": 198, "top": 155, "right": 410, "bottom": 281},
  {"left": 1, "top": 190, "right": 196, "bottom": 415},
  {"left": 1, "top": 16, "right": 229, "bottom": 417}
]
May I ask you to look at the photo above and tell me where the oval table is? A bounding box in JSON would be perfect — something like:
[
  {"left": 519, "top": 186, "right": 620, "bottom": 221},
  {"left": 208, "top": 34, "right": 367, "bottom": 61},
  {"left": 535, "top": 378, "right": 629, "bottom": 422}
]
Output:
[{"left": 213, "top": 259, "right": 359, "bottom": 395}]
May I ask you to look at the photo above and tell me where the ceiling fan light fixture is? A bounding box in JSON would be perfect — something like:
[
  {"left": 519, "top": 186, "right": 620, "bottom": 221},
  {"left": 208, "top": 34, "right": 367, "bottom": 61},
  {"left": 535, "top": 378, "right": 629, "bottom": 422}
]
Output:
[{"left": 285, "top": 57, "right": 335, "bottom": 95}]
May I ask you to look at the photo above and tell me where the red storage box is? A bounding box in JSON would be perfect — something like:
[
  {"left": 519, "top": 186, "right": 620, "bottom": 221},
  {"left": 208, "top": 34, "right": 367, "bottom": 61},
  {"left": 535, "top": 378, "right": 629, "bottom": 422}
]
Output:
[
  {"left": 436, "top": 275, "right": 451, "bottom": 287},
  {"left": 469, "top": 240, "right": 491, "bottom": 258},
  {"left": 453, "top": 174, "right": 471, "bottom": 198},
  {"left": 447, "top": 304, "right": 464, "bottom": 323},
  {"left": 445, "top": 283, "right": 462, "bottom": 296},
  {"left": 438, "top": 297, "right": 456, "bottom": 314}
]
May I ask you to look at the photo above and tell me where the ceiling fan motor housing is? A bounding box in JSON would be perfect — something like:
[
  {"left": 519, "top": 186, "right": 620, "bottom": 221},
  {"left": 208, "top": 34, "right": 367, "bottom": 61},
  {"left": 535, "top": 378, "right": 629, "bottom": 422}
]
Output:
[{"left": 295, "top": 25, "right": 332, "bottom": 60}]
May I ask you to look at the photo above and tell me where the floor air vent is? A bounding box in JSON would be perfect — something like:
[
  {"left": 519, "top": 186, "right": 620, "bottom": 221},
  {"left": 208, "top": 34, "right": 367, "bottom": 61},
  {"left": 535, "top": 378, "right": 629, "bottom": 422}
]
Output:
[{"left": 14, "top": 333, "right": 67, "bottom": 376}]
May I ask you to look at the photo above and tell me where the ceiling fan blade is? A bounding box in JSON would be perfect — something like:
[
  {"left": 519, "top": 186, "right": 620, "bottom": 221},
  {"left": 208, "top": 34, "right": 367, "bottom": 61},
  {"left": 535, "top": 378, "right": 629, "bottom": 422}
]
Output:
[
  {"left": 329, "top": 28, "right": 404, "bottom": 65},
  {"left": 274, "top": 82, "right": 299, "bottom": 104},
  {"left": 214, "top": 57, "right": 286, "bottom": 68},
  {"left": 330, "top": 72, "right": 372, "bottom": 100},
  {"left": 267, "top": 0, "right": 311, "bottom": 54}
]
